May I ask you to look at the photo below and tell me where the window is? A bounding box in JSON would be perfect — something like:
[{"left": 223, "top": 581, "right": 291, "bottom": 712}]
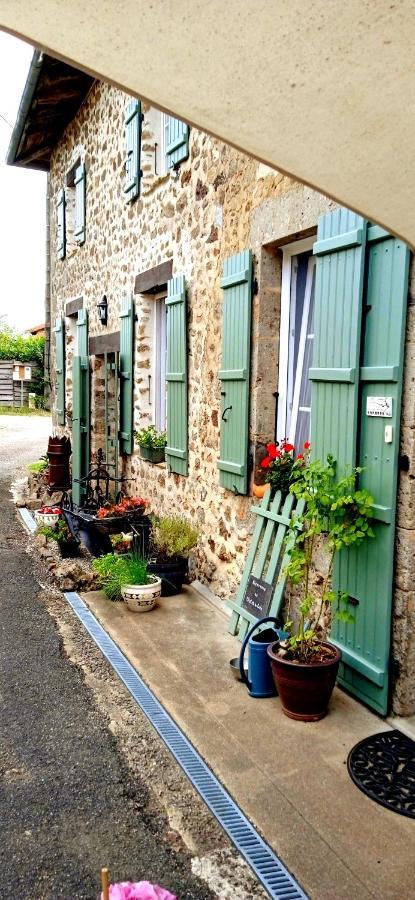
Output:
[
  {"left": 124, "top": 99, "right": 142, "bottom": 201},
  {"left": 65, "top": 160, "right": 86, "bottom": 253},
  {"left": 152, "top": 294, "right": 168, "bottom": 432},
  {"left": 163, "top": 113, "right": 189, "bottom": 169},
  {"left": 276, "top": 237, "right": 316, "bottom": 447}
]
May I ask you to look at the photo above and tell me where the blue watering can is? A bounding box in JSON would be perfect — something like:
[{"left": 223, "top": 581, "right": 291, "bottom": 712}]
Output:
[{"left": 239, "top": 616, "right": 288, "bottom": 698}]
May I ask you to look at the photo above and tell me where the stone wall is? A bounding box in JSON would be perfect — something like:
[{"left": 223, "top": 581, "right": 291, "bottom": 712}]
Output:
[
  {"left": 48, "top": 80, "right": 415, "bottom": 715},
  {"left": 49, "top": 81, "right": 333, "bottom": 601}
]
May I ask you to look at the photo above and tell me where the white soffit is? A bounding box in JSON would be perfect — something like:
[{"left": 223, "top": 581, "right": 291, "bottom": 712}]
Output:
[{"left": 1, "top": 0, "right": 414, "bottom": 246}]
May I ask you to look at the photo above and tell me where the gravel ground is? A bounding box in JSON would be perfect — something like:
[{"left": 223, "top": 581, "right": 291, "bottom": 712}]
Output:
[{"left": 0, "top": 416, "right": 266, "bottom": 899}]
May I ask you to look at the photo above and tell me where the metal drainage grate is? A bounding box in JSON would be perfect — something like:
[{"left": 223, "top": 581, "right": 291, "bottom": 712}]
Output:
[
  {"left": 64, "top": 591, "right": 308, "bottom": 900},
  {"left": 18, "top": 507, "right": 37, "bottom": 534}
]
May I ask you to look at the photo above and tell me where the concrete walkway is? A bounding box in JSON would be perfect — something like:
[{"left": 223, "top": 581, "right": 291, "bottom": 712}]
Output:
[{"left": 81, "top": 585, "right": 415, "bottom": 900}]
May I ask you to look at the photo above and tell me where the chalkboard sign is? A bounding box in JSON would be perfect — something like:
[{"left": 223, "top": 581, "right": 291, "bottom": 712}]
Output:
[{"left": 241, "top": 575, "right": 273, "bottom": 619}]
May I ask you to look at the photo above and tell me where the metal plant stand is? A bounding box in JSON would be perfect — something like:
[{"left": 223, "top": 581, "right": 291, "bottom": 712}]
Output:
[{"left": 62, "top": 449, "right": 150, "bottom": 556}]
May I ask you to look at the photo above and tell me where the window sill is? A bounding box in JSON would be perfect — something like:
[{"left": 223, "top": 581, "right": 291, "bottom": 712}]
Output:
[{"left": 139, "top": 458, "right": 167, "bottom": 469}]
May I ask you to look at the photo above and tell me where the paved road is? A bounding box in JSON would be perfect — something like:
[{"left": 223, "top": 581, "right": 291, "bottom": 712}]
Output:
[
  {"left": 0, "top": 418, "right": 230, "bottom": 900},
  {"left": 0, "top": 414, "right": 52, "bottom": 480}
]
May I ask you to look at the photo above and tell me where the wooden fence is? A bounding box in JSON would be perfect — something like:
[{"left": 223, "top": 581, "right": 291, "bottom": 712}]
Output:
[{"left": 0, "top": 360, "right": 40, "bottom": 407}]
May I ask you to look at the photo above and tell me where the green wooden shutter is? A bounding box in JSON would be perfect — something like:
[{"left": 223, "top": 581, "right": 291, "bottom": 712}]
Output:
[
  {"left": 119, "top": 296, "right": 134, "bottom": 454},
  {"left": 124, "top": 99, "right": 142, "bottom": 201},
  {"left": 311, "top": 209, "right": 411, "bottom": 715},
  {"left": 332, "top": 228, "right": 410, "bottom": 715},
  {"left": 76, "top": 308, "right": 88, "bottom": 356},
  {"left": 54, "top": 316, "right": 65, "bottom": 425},
  {"left": 57, "top": 188, "right": 66, "bottom": 259},
  {"left": 72, "top": 355, "right": 90, "bottom": 506},
  {"left": 74, "top": 162, "right": 86, "bottom": 244},
  {"left": 310, "top": 208, "right": 367, "bottom": 472},
  {"left": 166, "top": 275, "right": 188, "bottom": 475},
  {"left": 218, "top": 250, "right": 253, "bottom": 494},
  {"left": 165, "top": 116, "right": 189, "bottom": 168}
]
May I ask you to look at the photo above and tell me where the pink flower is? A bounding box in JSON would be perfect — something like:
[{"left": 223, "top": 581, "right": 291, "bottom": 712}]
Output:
[{"left": 104, "top": 883, "right": 176, "bottom": 900}]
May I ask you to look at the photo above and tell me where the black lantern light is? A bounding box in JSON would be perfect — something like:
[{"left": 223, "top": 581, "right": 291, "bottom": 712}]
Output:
[{"left": 97, "top": 294, "right": 108, "bottom": 326}]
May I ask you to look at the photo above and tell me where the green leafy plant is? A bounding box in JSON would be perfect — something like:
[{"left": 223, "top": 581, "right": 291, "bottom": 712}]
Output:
[
  {"left": 134, "top": 425, "right": 166, "bottom": 449},
  {"left": 0, "top": 327, "right": 45, "bottom": 365},
  {"left": 150, "top": 516, "right": 198, "bottom": 562},
  {"left": 39, "top": 519, "right": 73, "bottom": 544},
  {"left": 92, "top": 552, "right": 150, "bottom": 601},
  {"left": 283, "top": 454, "right": 375, "bottom": 663},
  {"left": 261, "top": 439, "right": 310, "bottom": 496},
  {"left": 34, "top": 393, "right": 46, "bottom": 410},
  {"left": 0, "top": 405, "right": 49, "bottom": 417},
  {"left": 28, "top": 457, "right": 49, "bottom": 474},
  {"left": 0, "top": 326, "right": 45, "bottom": 403}
]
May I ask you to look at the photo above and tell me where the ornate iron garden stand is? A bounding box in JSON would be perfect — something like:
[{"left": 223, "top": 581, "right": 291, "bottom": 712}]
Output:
[{"left": 62, "top": 449, "right": 151, "bottom": 556}]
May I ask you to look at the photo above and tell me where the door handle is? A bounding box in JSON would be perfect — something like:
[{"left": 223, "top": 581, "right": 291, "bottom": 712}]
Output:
[{"left": 222, "top": 405, "right": 232, "bottom": 422}]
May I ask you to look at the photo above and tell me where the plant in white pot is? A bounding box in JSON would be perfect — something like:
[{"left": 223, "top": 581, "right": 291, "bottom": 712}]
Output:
[
  {"left": 93, "top": 553, "right": 161, "bottom": 612},
  {"left": 267, "top": 453, "right": 376, "bottom": 721}
]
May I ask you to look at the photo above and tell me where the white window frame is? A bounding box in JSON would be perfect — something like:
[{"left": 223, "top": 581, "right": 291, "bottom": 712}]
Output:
[
  {"left": 276, "top": 235, "right": 315, "bottom": 443},
  {"left": 154, "top": 112, "right": 170, "bottom": 177},
  {"left": 152, "top": 292, "right": 168, "bottom": 432}
]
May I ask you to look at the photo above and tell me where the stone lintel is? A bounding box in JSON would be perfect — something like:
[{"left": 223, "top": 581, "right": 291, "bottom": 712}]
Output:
[
  {"left": 89, "top": 331, "right": 120, "bottom": 355},
  {"left": 134, "top": 259, "right": 173, "bottom": 295},
  {"left": 65, "top": 296, "right": 83, "bottom": 317}
]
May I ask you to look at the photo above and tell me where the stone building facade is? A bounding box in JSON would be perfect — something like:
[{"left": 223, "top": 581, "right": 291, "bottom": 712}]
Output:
[
  {"left": 48, "top": 80, "right": 335, "bottom": 597},
  {"left": 8, "top": 54, "right": 415, "bottom": 718}
]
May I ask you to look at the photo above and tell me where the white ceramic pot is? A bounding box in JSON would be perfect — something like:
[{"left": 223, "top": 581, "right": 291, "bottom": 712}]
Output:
[
  {"left": 35, "top": 511, "right": 60, "bottom": 527},
  {"left": 121, "top": 575, "right": 162, "bottom": 612}
]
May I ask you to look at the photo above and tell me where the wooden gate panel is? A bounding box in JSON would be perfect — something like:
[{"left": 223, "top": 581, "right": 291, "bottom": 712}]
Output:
[{"left": 228, "top": 490, "right": 304, "bottom": 640}]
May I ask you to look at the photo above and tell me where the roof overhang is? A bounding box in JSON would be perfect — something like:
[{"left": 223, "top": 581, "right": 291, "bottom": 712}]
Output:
[
  {"left": 1, "top": 1, "right": 415, "bottom": 245},
  {"left": 6, "top": 50, "right": 93, "bottom": 170}
]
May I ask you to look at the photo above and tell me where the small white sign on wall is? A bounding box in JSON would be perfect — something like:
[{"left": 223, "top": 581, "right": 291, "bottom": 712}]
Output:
[
  {"left": 366, "top": 396, "right": 393, "bottom": 418},
  {"left": 24, "top": 366, "right": 32, "bottom": 380}
]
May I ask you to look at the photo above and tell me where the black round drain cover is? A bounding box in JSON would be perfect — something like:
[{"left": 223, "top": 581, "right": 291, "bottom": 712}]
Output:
[{"left": 347, "top": 729, "right": 415, "bottom": 818}]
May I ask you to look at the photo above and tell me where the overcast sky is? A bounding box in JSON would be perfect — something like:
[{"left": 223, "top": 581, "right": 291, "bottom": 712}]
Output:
[{"left": 0, "top": 32, "right": 46, "bottom": 332}]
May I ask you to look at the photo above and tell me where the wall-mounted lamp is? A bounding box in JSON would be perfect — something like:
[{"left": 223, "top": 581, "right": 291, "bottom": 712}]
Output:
[{"left": 97, "top": 294, "right": 108, "bottom": 326}]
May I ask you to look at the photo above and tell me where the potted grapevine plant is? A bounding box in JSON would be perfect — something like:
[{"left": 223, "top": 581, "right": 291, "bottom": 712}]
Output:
[
  {"left": 148, "top": 515, "right": 198, "bottom": 595},
  {"left": 134, "top": 425, "right": 166, "bottom": 464},
  {"left": 267, "top": 454, "right": 375, "bottom": 721}
]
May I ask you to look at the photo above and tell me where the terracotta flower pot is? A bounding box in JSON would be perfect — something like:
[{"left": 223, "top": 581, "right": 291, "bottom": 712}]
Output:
[
  {"left": 252, "top": 482, "right": 270, "bottom": 499},
  {"left": 267, "top": 641, "right": 341, "bottom": 721}
]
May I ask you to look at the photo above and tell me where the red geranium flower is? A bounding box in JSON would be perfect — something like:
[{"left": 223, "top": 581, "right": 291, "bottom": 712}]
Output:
[
  {"left": 281, "top": 442, "right": 295, "bottom": 453},
  {"left": 266, "top": 442, "right": 279, "bottom": 459},
  {"left": 261, "top": 456, "right": 272, "bottom": 468},
  {"left": 297, "top": 453, "right": 304, "bottom": 461},
  {"left": 304, "top": 441, "right": 310, "bottom": 450}
]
